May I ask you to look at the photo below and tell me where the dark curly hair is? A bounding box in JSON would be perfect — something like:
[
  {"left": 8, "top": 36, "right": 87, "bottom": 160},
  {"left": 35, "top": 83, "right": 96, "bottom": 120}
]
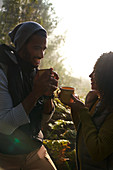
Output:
[{"left": 94, "top": 52, "right": 113, "bottom": 110}]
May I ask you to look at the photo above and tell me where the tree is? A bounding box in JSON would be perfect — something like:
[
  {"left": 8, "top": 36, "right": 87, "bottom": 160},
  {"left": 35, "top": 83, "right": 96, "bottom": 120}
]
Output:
[
  {"left": 0, "top": 0, "right": 58, "bottom": 43},
  {"left": 0, "top": 0, "right": 20, "bottom": 43}
]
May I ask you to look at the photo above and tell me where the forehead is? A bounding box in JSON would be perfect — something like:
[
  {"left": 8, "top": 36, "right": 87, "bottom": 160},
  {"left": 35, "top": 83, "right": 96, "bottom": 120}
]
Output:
[{"left": 27, "top": 34, "right": 47, "bottom": 45}]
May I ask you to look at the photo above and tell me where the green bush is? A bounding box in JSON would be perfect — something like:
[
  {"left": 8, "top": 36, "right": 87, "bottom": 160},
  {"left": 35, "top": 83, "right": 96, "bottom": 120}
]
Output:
[
  {"left": 43, "top": 98, "right": 77, "bottom": 169},
  {"left": 43, "top": 139, "right": 76, "bottom": 170}
]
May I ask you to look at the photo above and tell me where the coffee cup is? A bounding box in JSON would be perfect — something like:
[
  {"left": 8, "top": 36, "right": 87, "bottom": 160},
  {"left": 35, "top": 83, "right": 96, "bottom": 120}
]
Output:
[
  {"left": 59, "top": 86, "right": 75, "bottom": 104},
  {"left": 38, "top": 68, "right": 59, "bottom": 80},
  {"left": 38, "top": 69, "right": 50, "bottom": 77}
]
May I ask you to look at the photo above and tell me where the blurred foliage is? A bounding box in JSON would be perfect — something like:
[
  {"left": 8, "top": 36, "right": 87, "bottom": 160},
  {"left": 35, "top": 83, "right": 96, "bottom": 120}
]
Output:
[
  {"left": 43, "top": 139, "right": 76, "bottom": 170},
  {"left": 0, "top": 0, "right": 58, "bottom": 43},
  {"left": 42, "top": 98, "right": 77, "bottom": 170}
]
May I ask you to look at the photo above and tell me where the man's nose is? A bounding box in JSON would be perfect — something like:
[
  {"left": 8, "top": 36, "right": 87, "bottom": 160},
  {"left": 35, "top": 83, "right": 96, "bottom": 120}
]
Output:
[
  {"left": 39, "top": 50, "right": 44, "bottom": 59},
  {"left": 36, "top": 51, "right": 44, "bottom": 59}
]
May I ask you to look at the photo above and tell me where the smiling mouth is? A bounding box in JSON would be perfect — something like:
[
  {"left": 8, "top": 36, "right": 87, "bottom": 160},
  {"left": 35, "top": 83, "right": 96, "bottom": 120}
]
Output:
[{"left": 34, "top": 58, "right": 41, "bottom": 65}]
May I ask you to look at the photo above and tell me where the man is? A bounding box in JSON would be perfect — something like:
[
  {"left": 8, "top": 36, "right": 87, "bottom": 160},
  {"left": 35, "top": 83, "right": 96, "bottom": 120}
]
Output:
[{"left": 0, "top": 21, "right": 58, "bottom": 169}]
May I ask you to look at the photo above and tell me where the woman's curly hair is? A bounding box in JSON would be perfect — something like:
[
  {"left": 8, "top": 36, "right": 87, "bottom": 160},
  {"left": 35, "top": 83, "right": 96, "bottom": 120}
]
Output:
[{"left": 94, "top": 52, "right": 113, "bottom": 109}]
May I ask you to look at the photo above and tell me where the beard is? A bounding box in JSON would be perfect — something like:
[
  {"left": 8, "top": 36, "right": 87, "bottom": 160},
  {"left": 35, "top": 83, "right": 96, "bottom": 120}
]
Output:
[{"left": 20, "top": 46, "right": 38, "bottom": 69}]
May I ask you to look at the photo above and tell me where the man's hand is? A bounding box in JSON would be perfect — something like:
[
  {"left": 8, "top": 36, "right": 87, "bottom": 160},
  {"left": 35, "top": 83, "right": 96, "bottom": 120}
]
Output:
[{"left": 33, "top": 68, "right": 59, "bottom": 98}]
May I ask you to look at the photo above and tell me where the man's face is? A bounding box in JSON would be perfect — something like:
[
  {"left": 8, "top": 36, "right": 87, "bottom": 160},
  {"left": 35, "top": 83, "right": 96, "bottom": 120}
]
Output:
[{"left": 20, "top": 34, "right": 47, "bottom": 67}]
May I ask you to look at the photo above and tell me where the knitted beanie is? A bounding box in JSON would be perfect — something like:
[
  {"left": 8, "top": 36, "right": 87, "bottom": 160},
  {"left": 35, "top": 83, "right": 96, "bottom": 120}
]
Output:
[{"left": 8, "top": 21, "right": 47, "bottom": 51}]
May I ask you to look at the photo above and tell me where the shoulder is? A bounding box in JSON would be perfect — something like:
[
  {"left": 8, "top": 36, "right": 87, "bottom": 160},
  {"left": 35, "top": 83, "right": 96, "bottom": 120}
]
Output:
[
  {"left": 100, "top": 112, "right": 113, "bottom": 136},
  {"left": 0, "top": 67, "right": 8, "bottom": 89},
  {"left": 0, "top": 44, "right": 18, "bottom": 64},
  {"left": 0, "top": 63, "right": 8, "bottom": 77},
  {"left": 0, "top": 44, "right": 12, "bottom": 56}
]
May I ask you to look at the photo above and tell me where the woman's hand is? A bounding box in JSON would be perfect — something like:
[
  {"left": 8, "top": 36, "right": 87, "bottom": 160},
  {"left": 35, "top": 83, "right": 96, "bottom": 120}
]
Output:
[
  {"left": 68, "top": 94, "right": 85, "bottom": 113},
  {"left": 85, "top": 90, "right": 98, "bottom": 109}
]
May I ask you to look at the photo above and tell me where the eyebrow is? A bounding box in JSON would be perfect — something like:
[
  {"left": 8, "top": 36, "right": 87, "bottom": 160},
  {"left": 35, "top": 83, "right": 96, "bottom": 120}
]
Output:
[{"left": 33, "top": 45, "right": 47, "bottom": 50}]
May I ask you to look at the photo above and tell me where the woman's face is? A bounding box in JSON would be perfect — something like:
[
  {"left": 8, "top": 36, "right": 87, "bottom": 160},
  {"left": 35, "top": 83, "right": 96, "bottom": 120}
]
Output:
[{"left": 89, "top": 71, "right": 97, "bottom": 90}]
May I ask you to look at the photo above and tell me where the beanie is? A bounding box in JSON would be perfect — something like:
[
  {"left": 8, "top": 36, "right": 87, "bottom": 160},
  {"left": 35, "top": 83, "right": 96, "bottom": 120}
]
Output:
[{"left": 8, "top": 21, "right": 47, "bottom": 51}]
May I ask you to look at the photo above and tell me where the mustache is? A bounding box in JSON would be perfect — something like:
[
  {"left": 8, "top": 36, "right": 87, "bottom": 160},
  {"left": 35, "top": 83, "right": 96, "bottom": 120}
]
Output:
[{"left": 33, "top": 56, "right": 41, "bottom": 59}]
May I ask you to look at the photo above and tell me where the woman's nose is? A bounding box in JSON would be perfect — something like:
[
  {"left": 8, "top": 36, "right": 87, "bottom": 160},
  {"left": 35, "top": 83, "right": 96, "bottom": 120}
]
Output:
[
  {"left": 89, "top": 71, "right": 94, "bottom": 78},
  {"left": 89, "top": 73, "right": 92, "bottom": 78}
]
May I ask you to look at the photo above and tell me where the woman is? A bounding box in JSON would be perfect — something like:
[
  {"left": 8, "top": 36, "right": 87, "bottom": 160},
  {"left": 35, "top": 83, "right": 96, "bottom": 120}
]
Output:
[{"left": 67, "top": 52, "right": 113, "bottom": 170}]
